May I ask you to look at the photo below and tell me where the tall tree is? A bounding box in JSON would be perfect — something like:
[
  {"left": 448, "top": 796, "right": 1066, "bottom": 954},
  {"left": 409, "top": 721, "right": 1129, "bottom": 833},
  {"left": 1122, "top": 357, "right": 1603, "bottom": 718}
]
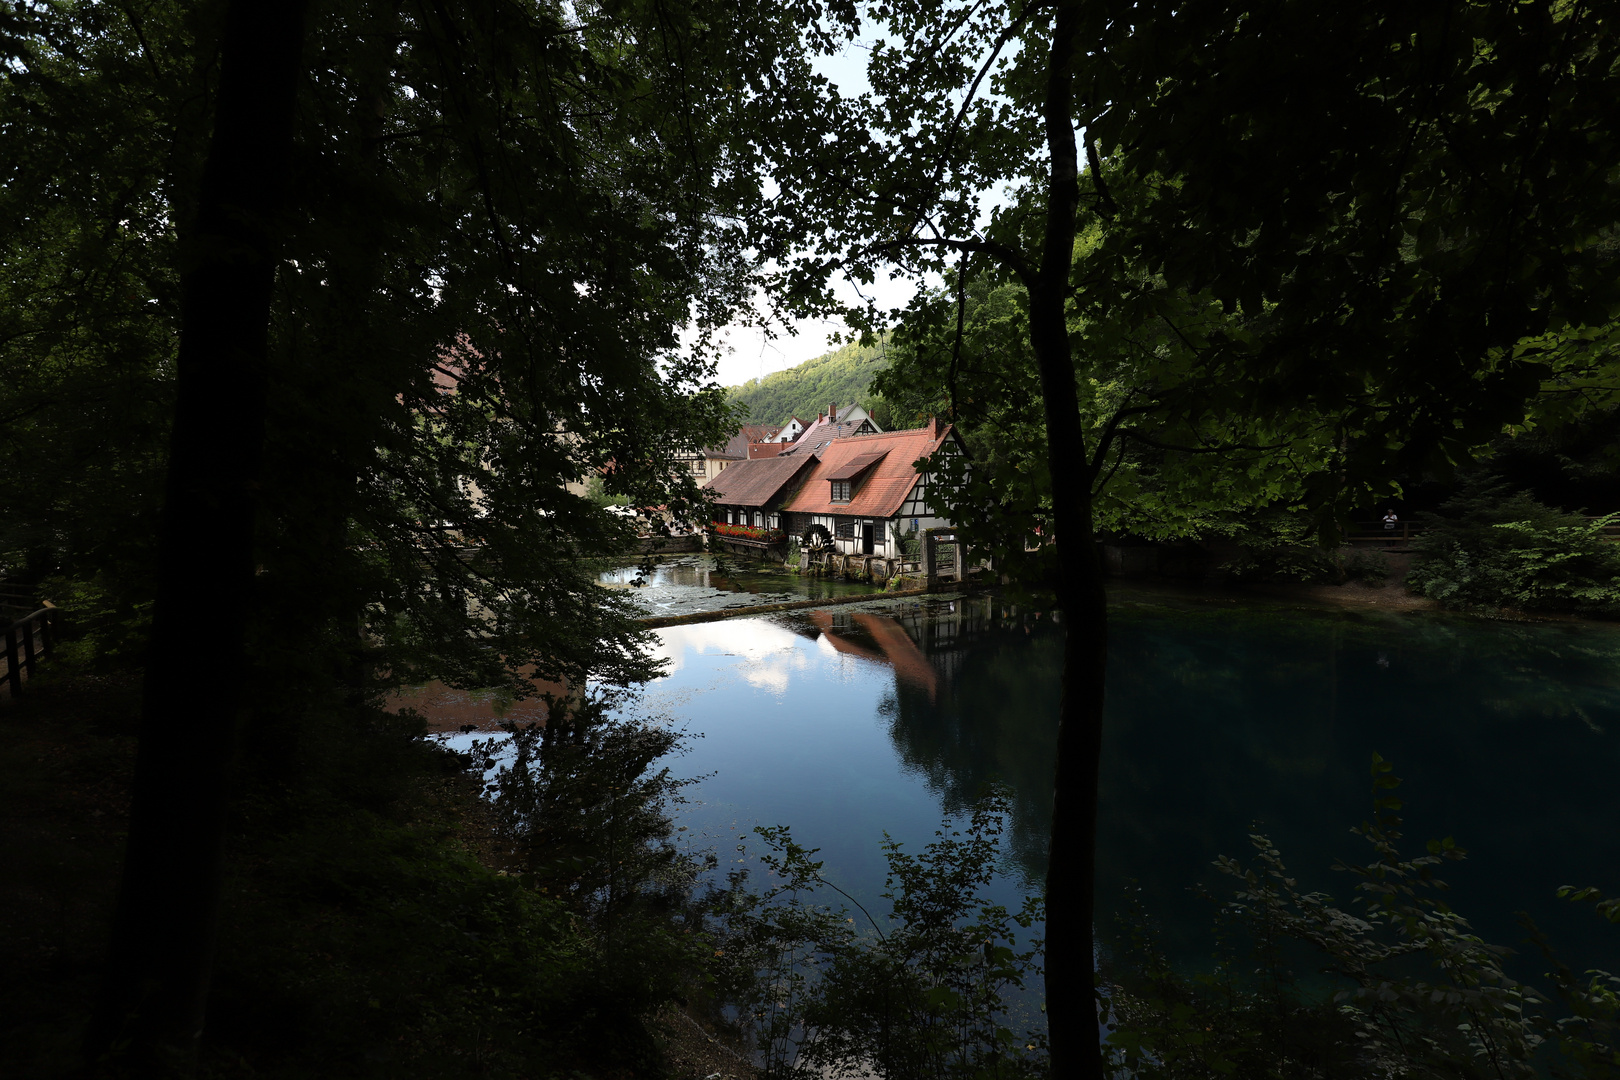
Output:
[
  {"left": 749, "top": 3, "right": 1620, "bottom": 1076},
  {"left": 3, "top": 0, "right": 805, "bottom": 1071},
  {"left": 82, "top": 0, "right": 308, "bottom": 1070}
]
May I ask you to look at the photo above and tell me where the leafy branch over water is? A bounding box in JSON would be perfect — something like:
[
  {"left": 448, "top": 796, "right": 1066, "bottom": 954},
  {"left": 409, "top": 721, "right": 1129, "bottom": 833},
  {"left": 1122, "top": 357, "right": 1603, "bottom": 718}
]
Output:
[
  {"left": 1102, "top": 755, "right": 1620, "bottom": 1079},
  {"left": 707, "top": 792, "right": 1048, "bottom": 1080}
]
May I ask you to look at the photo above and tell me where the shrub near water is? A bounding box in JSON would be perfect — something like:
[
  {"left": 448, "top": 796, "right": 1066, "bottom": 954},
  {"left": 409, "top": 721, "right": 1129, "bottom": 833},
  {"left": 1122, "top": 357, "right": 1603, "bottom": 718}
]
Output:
[
  {"left": 1406, "top": 481, "right": 1620, "bottom": 616},
  {"left": 1101, "top": 756, "right": 1620, "bottom": 1080},
  {"left": 1223, "top": 517, "right": 1338, "bottom": 584},
  {"left": 708, "top": 792, "right": 1047, "bottom": 1080}
]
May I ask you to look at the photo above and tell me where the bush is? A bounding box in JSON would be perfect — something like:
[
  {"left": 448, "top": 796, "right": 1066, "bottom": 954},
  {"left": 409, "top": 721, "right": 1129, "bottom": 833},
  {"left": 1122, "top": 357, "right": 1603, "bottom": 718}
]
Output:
[
  {"left": 472, "top": 694, "right": 709, "bottom": 1014},
  {"left": 1406, "top": 480, "right": 1620, "bottom": 616},
  {"left": 1340, "top": 547, "right": 1391, "bottom": 585},
  {"left": 1224, "top": 517, "right": 1337, "bottom": 584},
  {"left": 1102, "top": 756, "right": 1620, "bottom": 1079},
  {"left": 708, "top": 792, "right": 1048, "bottom": 1080}
]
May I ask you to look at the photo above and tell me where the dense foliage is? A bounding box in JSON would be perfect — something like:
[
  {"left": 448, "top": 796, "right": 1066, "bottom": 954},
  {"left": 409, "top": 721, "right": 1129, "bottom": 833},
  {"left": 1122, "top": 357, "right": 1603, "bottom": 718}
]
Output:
[
  {"left": 1, "top": 0, "right": 805, "bottom": 1070},
  {"left": 1103, "top": 758, "right": 1620, "bottom": 1079},
  {"left": 1408, "top": 481, "right": 1620, "bottom": 616},
  {"left": 745, "top": 5, "right": 1620, "bottom": 1073},
  {"left": 728, "top": 336, "right": 891, "bottom": 427},
  {"left": 870, "top": 272, "right": 1328, "bottom": 587},
  {"left": 1, "top": 0, "right": 785, "bottom": 695},
  {"left": 709, "top": 794, "right": 1048, "bottom": 1080}
]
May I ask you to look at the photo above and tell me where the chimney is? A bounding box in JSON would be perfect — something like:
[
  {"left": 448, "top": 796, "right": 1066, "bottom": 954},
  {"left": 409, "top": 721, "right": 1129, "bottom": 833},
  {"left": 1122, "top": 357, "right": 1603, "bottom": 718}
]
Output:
[{"left": 830, "top": 401, "right": 838, "bottom": 424}]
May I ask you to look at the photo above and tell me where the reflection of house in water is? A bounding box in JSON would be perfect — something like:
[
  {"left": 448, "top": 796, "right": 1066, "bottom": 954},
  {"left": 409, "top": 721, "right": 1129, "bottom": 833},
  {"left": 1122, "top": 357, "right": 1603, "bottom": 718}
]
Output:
[
  {"left": 810, "top": 609, "right": 939, "bottom": 701},
  {"left": 800, "top": 598, "right": 1060, "bottom": 885},
  {"left": 850, "top": 598, "right": 1062, "bottom": 886}
]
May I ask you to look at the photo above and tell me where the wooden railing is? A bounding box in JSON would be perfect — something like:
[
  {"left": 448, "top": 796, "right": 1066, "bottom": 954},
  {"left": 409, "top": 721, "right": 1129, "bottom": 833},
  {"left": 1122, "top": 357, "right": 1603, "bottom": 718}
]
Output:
[
  {"left": 1343, "top": 522, "right": 1418, "bottom": 544},
  {"left": 1344, "top": 516, "right": 1620, "bottom": 545},
  {"left": 4, "top": 604, "right": 57, "bottom": 699}
]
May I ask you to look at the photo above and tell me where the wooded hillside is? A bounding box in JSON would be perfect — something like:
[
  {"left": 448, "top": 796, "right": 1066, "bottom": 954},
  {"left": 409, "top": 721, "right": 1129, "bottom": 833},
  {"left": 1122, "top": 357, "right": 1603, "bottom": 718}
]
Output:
[{"left": 728, "top": 337, "right": 890, "bottom": 425}]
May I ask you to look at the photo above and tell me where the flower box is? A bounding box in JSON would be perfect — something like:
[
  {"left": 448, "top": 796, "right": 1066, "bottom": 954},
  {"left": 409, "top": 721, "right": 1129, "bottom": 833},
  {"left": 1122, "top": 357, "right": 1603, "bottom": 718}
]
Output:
[{"left": 712, "top": 522, "right": 786, "bottom": 543}]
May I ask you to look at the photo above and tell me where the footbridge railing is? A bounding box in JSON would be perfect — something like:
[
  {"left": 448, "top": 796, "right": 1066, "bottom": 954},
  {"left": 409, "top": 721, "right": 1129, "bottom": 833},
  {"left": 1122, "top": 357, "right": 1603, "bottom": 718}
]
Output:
[{"left": 4, "top": 604, "right": 58, "bottom": 699}]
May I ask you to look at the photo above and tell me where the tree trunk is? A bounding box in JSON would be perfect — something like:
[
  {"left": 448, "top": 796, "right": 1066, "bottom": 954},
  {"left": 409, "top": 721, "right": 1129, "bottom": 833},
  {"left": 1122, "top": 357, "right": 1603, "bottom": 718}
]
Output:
[
  {"left": 84, "top": 1, "right": 307, "bottom": 1074},
  {"left": 1030, "top": 5, "right": 1108, "bottom": 1079}
]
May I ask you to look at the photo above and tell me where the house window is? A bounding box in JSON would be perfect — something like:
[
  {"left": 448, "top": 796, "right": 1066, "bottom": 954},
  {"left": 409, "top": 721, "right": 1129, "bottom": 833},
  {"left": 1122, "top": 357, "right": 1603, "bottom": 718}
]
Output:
[
  {"left": 726, "top": 508, "right": 736, "bottom": 524},
  {"left": 830, "top": 479, "right": 852, "bottom": 502},
  {"left": 835, "top": 520, "right": 856, "bottom": 539},
  {"left": 691, "top": 459, "right": 705, "bottom": 474},
  {"left": 768, "top": 512, "right": 780, "bottom": 529}
]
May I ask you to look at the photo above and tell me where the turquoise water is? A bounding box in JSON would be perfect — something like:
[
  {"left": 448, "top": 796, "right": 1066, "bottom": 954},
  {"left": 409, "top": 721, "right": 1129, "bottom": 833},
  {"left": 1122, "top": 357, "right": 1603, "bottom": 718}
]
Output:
[{"left": 640, "top": 588, "right": 1620, "bottom": 975}]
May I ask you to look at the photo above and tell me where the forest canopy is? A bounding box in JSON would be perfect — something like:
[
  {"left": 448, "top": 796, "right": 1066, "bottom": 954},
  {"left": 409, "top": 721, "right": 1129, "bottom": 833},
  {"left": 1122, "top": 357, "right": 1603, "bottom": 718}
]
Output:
[{"left": 726, "top": 336, "right": 891, "bottom": 426}]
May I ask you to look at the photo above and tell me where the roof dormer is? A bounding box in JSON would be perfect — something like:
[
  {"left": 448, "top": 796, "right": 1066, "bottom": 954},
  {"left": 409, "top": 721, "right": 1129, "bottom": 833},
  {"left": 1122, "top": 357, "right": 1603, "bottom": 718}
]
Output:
[{"left": 825, "top": 450, "right": 888, "bottom": 503}]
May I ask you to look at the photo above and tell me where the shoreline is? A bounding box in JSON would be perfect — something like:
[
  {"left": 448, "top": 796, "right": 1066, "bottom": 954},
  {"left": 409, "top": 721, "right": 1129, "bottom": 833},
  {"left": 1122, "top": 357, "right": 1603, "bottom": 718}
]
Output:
[{"left": 635, "top": 585, "right": 936, "bottom": 628}]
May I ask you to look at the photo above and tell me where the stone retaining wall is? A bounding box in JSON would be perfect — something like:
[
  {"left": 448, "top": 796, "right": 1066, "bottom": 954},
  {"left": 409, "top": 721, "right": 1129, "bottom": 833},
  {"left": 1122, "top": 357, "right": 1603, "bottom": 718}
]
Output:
[{"left": 631, "top": 534, "right": 705, "bottom": 555}]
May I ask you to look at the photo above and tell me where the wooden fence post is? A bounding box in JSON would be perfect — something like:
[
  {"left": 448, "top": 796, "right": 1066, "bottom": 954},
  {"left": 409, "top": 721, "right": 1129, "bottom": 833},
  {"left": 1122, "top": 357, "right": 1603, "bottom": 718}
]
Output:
[{"left": 22, "top": 616, "right": 36, "bottom": 676}]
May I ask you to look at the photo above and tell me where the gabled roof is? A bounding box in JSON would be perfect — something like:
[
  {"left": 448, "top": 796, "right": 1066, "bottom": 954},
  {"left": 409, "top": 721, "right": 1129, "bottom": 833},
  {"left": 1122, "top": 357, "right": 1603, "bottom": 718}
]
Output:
[
  {"left": 739, "top": 423, "right": 780, "bottom": 443},
  {"left": 700, "top": 452, "right": 820, "bottom": 508},
  {"left": 782, "top": 421, "right": 956, "bottom": 519},
  {"left": 749, "top": 442, "right": 785, "bottom": 459},
  {"left": 705, "top": 430, "right": 751, "bottom": 461},
  {"left": 781, "top": 418, "right": 874, "bottom": 455}
]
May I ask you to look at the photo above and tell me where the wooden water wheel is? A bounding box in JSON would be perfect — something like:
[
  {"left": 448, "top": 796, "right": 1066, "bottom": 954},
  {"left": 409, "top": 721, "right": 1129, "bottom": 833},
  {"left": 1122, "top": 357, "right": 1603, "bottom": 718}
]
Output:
[{"left": 801, "top": 523, "right": 834, "bottom": 551}]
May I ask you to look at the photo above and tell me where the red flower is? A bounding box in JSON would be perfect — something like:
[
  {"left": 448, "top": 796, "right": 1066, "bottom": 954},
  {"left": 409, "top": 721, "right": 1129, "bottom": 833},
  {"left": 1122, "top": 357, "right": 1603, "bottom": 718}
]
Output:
[{"left": 711, "top": 521, "right": 785, "bottom": 542}]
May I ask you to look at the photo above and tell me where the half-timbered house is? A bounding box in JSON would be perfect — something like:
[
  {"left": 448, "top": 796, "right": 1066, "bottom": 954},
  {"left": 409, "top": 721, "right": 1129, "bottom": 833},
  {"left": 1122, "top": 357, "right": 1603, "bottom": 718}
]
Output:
[
  {"left": 700, "top": 452, "right": 822, "bottom": 554},
  {"left": 780, "top": 419, "right": 964, "bottom": 558}
]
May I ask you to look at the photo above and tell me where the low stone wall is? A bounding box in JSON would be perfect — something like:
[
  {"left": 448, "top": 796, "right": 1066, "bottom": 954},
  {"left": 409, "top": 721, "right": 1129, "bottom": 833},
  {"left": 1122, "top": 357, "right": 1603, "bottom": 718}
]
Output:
[
  {"left": 637, "top": 587, "right": 932, "bottom": 628},
  {"left": 804, "top": 550, "right": 909, "bottom": 585},
  {"left": 712, "top": 536, "right": 789, "bottom": 563},
  {"left": 632, "top": 534, "right": 705, "bottom": 555}
]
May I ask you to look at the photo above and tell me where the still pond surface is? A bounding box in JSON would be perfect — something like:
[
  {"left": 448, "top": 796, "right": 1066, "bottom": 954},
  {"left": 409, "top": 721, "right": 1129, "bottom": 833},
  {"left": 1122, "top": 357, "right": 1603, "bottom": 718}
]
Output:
[{"left": 631, "top": 582, "right": 1620, "bottom": 974}]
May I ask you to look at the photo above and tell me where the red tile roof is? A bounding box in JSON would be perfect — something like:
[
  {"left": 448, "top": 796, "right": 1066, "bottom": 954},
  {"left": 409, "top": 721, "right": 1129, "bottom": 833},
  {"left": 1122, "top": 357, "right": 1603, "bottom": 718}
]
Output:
[
  {"left": 782, "top": 422, "right": 954, "bottom": 519},
  {"left": 700, "top": 453, "right": 820, "bottom": 507},
  {"left": 826, "top": 450, "right": 889, "bottom": 480},
  {"left": 748, "top": 442, "right": 784, "bottom": 459}
]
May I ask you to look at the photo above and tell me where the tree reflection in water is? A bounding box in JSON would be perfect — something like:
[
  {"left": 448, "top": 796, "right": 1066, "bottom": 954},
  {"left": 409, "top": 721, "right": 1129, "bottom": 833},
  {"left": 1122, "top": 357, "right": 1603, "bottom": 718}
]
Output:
[{"left": 840, "top": 592, "right": 1620, "bottom": 972}]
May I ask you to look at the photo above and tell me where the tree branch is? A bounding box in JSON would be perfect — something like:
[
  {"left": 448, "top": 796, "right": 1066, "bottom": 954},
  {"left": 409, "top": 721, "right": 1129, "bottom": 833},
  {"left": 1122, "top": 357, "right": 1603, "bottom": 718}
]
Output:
[
  {"left": 1116, "top": 427, "right": 1287, "bottom": 454},
  {"left": 1084, "top": 136, "right": 1116, "bottom": 219},
  {"left": 1087, "top": 399, "right": 1164, "bottom": 477},
  {"left": 865, "top": 235, "right": 1033, "bottom": 288}
]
